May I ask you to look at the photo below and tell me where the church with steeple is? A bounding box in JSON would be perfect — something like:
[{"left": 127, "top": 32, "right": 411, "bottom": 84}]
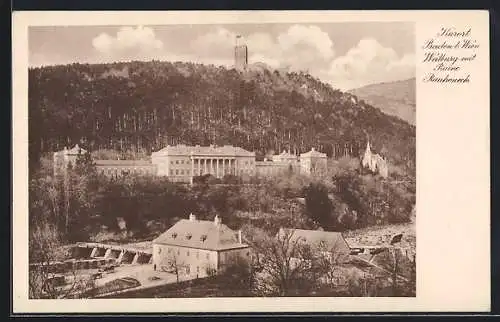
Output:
[{"left": 362, "top": 140, "right": 389, "bottom": 178}]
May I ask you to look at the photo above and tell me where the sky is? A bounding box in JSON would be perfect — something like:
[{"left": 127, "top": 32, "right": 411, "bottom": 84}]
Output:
[{"left": 29, "top": 22, "right": 415, "bottom": 90}]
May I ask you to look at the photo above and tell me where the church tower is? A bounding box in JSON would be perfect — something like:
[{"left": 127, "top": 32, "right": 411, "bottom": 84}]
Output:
[
  {"left": 234, "top": 35, "right": 248, "bottom": 71},
  {"left": 362, "top": 140, "right": 372, "bottom": 169}
]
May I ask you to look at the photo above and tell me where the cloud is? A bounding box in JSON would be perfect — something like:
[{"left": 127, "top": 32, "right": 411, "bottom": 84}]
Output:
[
  {"left": 92, "top": 26, "right": 165, "bottom": 61},
  {"left": 327, "top": 38, "right": 415, "bottom": 90},
  {"left": 190, "top": 27, "right": 236, "bottom": 59},
  {"left": 86, "top": 26, "right": 413, "bottom": 90},
  {"left": 277, "top": 25, "right": 334, "bottom": 61},
  {"left": 189, "top": 25, "right": 335, "bottom": 72}
]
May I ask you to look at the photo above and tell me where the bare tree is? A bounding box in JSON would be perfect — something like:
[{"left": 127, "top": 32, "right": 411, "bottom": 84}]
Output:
[
  {"left": 29, "top": 222, "right": 96, "bottom": 299},
  {"left": 247, "top": 227, "right": 317, "bottom": 296},
  {"left": 312, "top": 239, "right": 349, "bottom": 288},
  {"left": 346, "top": 269, "right": 387, "bottom": 297},
  {"left": 162, "top": 251, "right": 182, "bottom": 283}
]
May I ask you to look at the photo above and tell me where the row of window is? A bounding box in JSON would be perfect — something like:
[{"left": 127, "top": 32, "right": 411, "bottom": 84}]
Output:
[
  {"left": 157, "top": 247, "right": 250, "bottom": 260},
  {"left": 170, "top": 169, "right": 191, "bottom": 176},
  {"left": 158, "top": 247, "right": 211, "bottom": 260},
  {"left": 171, "top": 160, "right": 190, "bottom": 165},
  {"left": 100, "top": 168, "right": 153, "bottom": 176},
  {"left": 169, "top": 159, "right": 254, "bottom": 165},
  {"left": 168, "top": 169, "right": 246, "bottom": 176}
]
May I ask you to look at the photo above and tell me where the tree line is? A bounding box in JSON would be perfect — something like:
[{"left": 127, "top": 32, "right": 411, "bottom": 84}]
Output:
[
  {"left": 30, "top": 152, "right": 415, "bottom": 246},
  {"left": 29, "top": 61, "right": 415, "bottom": 176}
]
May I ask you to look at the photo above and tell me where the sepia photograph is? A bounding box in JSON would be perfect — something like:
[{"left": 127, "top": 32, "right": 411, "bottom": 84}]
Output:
[{"left": 26, "top": 21, "right": 417, "bottom": 300}]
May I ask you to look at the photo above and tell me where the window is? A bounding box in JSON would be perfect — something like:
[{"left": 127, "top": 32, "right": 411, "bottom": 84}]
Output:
[
  {"left": 172, "top": 232, "right": 177, "bottom": 239},
  {"left": 206, "top": 253, "right": 209, "bottom": 260},
  {"left": 246, "top": 251, "right": 250, "bottom": 257},
  {"left": 186, "top": 233, "right": 192, "bottom": 240},
  {"left": 196, "top": 251, "right": 199, "bottom": 259},
  {"left": 158, "top": 248, "right": 161, "bottom": 254},
  {"left": 187, "top": 251, "right": 190, "bottom": 256},
  {"left": 167, "top": 248, "right": 171, "bottom": 253},
  {"left": 180, "top": 170, "right": 184, "bottom": 175},
  {"left": 200, "top": 235, "right": 207, "bottom": 242},
  {"left": 175, "top": 170, "right": 179, "bottom": 175},
  {"left": 177, "top": 250, "right": 180, "bottom": 255},
  {"left": 181, "top": 160, "right": 184, "bottom": 164},
  {"left": 170, "top": 161, "right": 173, "bottom": 164},
  {"left": 176, "top": 160, "right": 179, "bottom": 164}
]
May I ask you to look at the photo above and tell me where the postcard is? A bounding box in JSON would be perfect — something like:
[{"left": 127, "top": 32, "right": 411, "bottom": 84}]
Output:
[{"left": 12, "top": 10, "right": 490, "bottom": 313}]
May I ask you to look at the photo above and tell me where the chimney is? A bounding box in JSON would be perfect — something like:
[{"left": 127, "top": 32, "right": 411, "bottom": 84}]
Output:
[
  {"left": 238, "top": 230, "right": 242, "bottom": 244},
  {"left": 214, "top": 214, "right": 221, "bottom": 226},
  {"left": 189, "top": 213, "right": 196, "bottom": 221}
]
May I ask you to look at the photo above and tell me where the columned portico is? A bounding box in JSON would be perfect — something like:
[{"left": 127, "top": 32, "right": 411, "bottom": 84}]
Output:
[{"left": 188, "top": 155, "right": 239, "bottom": 184}]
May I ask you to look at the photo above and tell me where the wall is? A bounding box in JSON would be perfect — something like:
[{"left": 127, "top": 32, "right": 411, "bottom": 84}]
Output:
[
  {"left": 217, "top": 247, "right": 252, "bottom": 273},
  {"left": 164, "top": 155, "right": 193, "bottom": 182},
  {"left": 151, "top": 154, "right": 169, "bottom": 176},
  {"left": 152, "top": 244, "right": 218, "bottom": 277},
  {"left": 255, "top": 161, "right": 294, "bottom": 177},
  {"left": 53, "top": 152, "right": 78, "bottom": 176},
  {"left": 235, "top": 156, "right": 256, "bottom": 177},
  {"left": 300, "top": 157, "right": 327, "bottom": 176},
  {"left": 152, "top": 244, "right": 252, "bottom": 277},
  {"left": 96, "top": 165, "right": 157, "bottom": 177}
]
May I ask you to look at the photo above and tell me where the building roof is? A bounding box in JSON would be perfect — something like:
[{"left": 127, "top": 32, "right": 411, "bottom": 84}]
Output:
[
  {"left": 277, "top": 228, "right": 350, "bottom": 252},
  {"left": 152, "top": 144, "right": 255, "bottom": 157},
  {"left": 277, "top": 150, "right": 297, "bottom": 158},
  {"left": 54, "top": 144, "right": 87, "bottom": 156},
  {"left": 300, "top": 148, "right": 327, "bottom": 158},
  {"left": 94, "top": 160, "right": 154, "bottom": 167},
  {"left": 153, "top": 217, "right": 249, "bottom": 251},
  {"left": 272, "top": 150, "right": 298, "bottom": 162}
]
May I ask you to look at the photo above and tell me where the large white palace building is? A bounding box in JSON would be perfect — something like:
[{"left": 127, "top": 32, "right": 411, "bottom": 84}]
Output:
[{"left": 54, "top": 144, "right": 327, "bottom": 183}]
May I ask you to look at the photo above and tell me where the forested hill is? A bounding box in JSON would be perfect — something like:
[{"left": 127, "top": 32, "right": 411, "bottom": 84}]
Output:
[
  {"left": 348, "top": 78, "right": 416, "bottom": 125},
  {"left": 28, "top": 61, "right": 415, "bottom": 171}
]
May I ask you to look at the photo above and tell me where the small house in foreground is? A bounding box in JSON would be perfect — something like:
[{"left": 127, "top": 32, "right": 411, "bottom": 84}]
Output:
[
  {"left": 277, "top": 228, "right": 351, "bottom": 264},
  {"left": 152, "top": 214, "right": 251, "bottom": 277}
]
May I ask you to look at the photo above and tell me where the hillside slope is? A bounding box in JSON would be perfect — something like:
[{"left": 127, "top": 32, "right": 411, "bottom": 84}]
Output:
[
  {"left": 28, "top": 61, "right": 415, "bottom": 173},
  {"left": 349, "top": 78, "right": 416, "bottom": 125}
]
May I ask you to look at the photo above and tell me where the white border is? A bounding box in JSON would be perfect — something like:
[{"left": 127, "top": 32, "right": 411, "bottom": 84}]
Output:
[{"left": 12, "top": 10, "right": 490, "bottom": 313}]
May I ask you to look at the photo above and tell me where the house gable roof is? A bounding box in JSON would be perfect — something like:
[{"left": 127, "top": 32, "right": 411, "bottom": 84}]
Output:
[
  {"left": 152, "top": 144, "right": 255, "bottom": 157},
  {"left": 54, "top": 144, "right": 87, "bottom": 156},
  {"left": 300, "top": 148, "right": 327, "bottom": 158},
  {"left": 94, "top": 160, "right": 154, "bottom": 167},
  {"left": 277, "top": 228, "right": 350, "bottom": 253},
  {"left": 153, "top": 219, "right": 249, "bottom": 251}
]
